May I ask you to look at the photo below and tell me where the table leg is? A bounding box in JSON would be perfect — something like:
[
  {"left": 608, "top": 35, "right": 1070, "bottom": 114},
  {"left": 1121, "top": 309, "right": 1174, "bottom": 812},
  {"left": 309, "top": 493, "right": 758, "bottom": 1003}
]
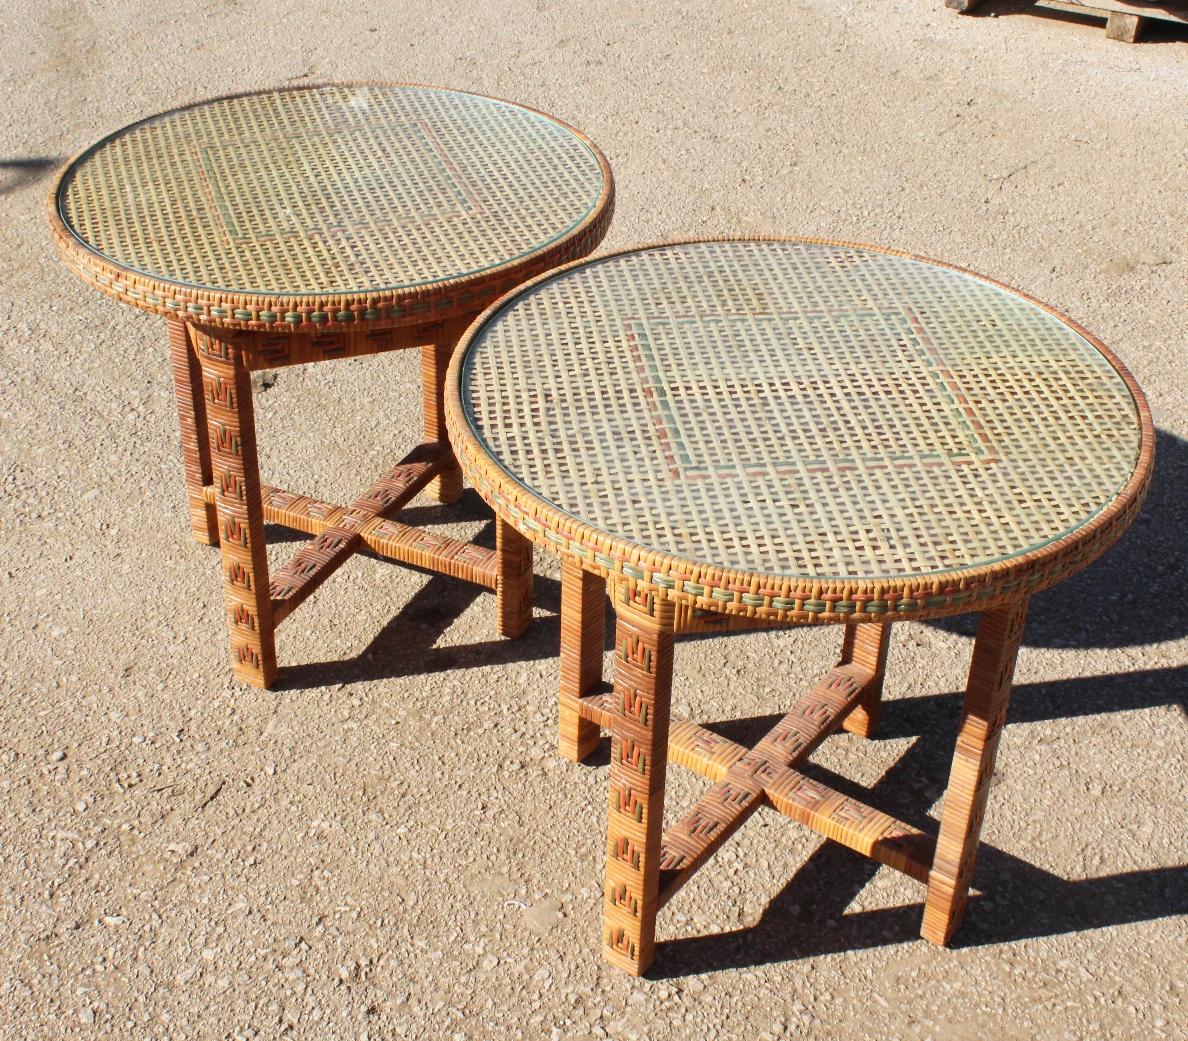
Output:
[
  {"left": 420, "top": 328, "right": 464, "bottom": 505},
  {"left": 192, "top": 327, "right": 277, "bottom": 688},
  {"left": 559, "top": 558, "right": 605, "bottom": 762},
  {"left": 168, "top": 319, "right": 218, "bottom": 545},
  {"left": 840, "top": 622, "right": 891, "bottom": 738},
  {"left": 603, "top": 584, "right": 675, "bottom": 976},
  {"left": 921, "top": 599, "right": 1028, "bottom": 944},
  {"left": 495, "top": 519, "right": 533, "bottom": 639}
]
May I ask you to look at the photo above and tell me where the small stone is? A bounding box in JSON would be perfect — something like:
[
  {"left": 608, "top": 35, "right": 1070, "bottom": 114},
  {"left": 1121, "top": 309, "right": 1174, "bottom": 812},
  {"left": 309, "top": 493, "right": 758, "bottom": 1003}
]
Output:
[
  {"left": 102, "top": 915, "right": 127, "bottom": 927},
  {"left": 51, "top": 750, "right": 66, "bottom": 762},
  {"left": 79, "top": 1008, "right": 94, "bottom": 1025},
  {"left": 74, "top": 800, "right": 88, "bottom": 813},
  {"left": 524, "top": 898, "right": 564, "bottom": 935}
]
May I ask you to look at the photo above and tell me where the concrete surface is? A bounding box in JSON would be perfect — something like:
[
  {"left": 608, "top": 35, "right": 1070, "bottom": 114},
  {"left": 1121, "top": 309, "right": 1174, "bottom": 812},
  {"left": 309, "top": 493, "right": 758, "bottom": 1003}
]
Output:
[{"left": 1, "top": 1, "right": 1185, "bottom": 1039}]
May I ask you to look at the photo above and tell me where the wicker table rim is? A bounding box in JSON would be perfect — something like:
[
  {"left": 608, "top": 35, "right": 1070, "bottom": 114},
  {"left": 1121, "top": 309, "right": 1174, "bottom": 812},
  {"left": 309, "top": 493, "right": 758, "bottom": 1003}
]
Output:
[
  {"left": 46, "top": 80, "right": 616, "bottom": 334},
  {"left": 445, "top": 235, "right": 1155, "bottom": 627}
]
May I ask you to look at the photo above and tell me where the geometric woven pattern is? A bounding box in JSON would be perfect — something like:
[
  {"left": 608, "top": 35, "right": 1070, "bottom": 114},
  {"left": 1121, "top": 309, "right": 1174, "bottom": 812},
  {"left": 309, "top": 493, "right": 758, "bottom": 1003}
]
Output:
[
  {"left": 55, "top": 84, "right": 606, "bottom": 296},
  {"left": 461, "top": 240, "right": 1144, "bottom": 581}
]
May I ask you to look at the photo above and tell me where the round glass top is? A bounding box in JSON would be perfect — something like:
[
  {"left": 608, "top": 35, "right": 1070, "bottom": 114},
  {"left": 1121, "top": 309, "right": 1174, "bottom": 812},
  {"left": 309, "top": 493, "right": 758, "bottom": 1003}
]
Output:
[
  {"left": 458, "top": 240, "right": 1147, "bottom": 585},
  {"left": 53, "top": 84, "right": 608, "bottom": 298}
]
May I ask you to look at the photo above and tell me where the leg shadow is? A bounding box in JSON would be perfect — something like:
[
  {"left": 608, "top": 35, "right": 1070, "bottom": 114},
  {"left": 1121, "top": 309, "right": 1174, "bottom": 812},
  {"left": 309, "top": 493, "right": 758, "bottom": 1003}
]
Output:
[
  {"left": 263, "top": 489, "right": 568, "bottom": 689},
  {"left": 274, "top": 568, "right": 565, "bottom": 690}
]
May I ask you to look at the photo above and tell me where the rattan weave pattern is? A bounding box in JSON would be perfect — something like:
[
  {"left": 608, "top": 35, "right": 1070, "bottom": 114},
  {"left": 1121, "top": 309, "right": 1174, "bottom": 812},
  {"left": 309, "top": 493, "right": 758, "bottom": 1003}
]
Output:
[
  {"left": 49, "top": 84, "right": 611, "bottom": 328},
  {"left": 453, "top": 239, "right": 1151, "bottom": 604}
]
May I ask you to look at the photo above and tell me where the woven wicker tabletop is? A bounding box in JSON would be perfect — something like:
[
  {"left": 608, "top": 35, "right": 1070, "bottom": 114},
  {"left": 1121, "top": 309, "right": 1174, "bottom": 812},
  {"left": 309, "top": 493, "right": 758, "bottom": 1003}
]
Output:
[
  {"left": 449, "top": 238, "right": 1153, "bottom": 623},
  {"left": 48, "top": 83, "right": 612, "bottom": 329}
]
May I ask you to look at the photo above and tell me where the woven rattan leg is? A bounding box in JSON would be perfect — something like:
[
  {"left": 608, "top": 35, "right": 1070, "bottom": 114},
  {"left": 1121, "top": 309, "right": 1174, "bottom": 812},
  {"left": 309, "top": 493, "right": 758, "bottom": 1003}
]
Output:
[
  {"left": 420, "top": 327, "right": 464, "bottom": 504},
  {"left": 840, "top": 622, "right": 891, "bottom": 738},
  {"left": 168, "top": 319, "right": 219, "bottom": 545},
  {"left": 495, "top": 519, "right": 533, "bottom": 639},
  {"left": 921, "top": 599, "right": 1028, "bottom": 944},
  {"left": 603, "top": 584, "right": 675, "bottom": 976},
  {"left": 192, "top": 327, "right": 277, "bottom": 688},
  {"left": 559, "top": 557, "right": 605, "bottom": 762}
]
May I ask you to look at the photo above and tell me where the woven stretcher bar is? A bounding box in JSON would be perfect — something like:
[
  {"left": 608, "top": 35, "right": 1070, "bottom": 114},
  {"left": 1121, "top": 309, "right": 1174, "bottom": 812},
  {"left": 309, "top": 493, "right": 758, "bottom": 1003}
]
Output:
[
  {"left": 267, "top": 443, "right": 446, "bottom": 622},
  {"left": 200, "top": 446, "right": 499, "bottom": 627},
  {"left": 571, "top": 653, "right": 935, "bottom": 904}
]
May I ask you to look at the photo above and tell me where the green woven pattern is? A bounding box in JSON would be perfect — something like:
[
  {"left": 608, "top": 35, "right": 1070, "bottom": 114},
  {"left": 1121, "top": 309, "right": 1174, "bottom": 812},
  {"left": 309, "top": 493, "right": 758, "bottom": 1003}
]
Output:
[
  {"left": 56, "top": 85, "right": 606, "bottom": 295},
  {"left": 461, "top": 240, "right": 1143, "bottom": 582}
]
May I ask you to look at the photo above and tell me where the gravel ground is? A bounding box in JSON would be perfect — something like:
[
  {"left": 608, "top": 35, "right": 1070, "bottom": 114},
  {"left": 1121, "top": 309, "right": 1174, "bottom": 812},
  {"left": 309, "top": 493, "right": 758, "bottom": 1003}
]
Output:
[{"left": 1, "top": 2, "right": 1185, "bottom": 1039}]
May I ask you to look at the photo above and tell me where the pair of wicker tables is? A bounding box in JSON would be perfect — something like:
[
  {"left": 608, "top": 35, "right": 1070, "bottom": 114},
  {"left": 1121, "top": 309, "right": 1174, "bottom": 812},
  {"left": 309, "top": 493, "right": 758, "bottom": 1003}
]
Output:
[{"left": 50, "top": 84, "right": 1152, "bottom": 977}]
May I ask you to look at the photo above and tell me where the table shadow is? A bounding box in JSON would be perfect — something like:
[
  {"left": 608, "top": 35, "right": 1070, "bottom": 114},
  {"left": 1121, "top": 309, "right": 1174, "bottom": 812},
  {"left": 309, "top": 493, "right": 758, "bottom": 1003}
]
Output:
[
  {"left": 654, "top": 841, "right": 1185, "bottom": 978},
  {"left": 651, "top": 662, "right": 1187, "bottom": 977},
  {"left": 1, "top": 156, "right": 60, "bottom": 195},
  {"left": 274, "top": 504, "right": 568, "bottom": 690},
  {"left": 702, "top": 664, "right": 1186, "bottom": 751},
  {"left": 929, "top": 428, "right": 1188, "bottom": 649}
]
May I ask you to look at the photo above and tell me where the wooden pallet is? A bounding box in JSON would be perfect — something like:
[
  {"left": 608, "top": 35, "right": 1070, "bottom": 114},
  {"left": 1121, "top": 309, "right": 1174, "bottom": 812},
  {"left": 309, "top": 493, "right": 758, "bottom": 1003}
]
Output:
[
  {"left": 948, "top": 0, "right": 1188, "bottom": 42},
  {"left": 1039, "top": 0, "right": 1188, "bottom": 41}
]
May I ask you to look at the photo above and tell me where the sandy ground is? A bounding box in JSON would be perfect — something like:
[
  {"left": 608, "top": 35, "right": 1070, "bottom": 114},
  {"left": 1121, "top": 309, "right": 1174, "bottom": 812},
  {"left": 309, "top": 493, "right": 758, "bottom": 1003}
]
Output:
[{"left": 1, "top": 1, "right": 1186, "bottom": 1038}]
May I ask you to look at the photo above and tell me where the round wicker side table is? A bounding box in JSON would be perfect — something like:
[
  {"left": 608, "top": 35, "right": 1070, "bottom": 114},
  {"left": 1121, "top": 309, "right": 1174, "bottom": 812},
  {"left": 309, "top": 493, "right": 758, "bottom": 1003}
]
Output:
[
  {"left": 48, "top": 83, "right": 613, "bottom": 687},
  {"left": 446, "top": 237, "right": 1153, "bottom": 975}
]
